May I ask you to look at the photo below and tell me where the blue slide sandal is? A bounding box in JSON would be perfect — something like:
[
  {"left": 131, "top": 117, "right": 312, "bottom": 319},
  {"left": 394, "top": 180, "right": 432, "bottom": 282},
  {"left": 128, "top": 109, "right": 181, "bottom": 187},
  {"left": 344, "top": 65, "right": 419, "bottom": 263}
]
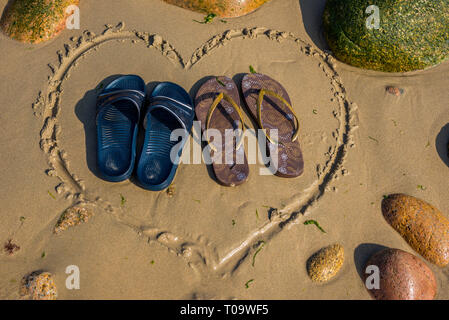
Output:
[
  {"left": 136, "top": 82, "right": 194, "bottom": 191},
  {"left": 96, "top": 75, "right": 146, "bottom": 182}
]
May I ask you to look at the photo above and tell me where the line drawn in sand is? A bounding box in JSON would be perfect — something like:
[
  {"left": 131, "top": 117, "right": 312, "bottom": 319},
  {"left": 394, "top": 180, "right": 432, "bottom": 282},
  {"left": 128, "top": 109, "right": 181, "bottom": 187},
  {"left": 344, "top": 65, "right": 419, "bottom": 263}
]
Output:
[{"left": 33, "top": 22, "right": 359, "bottom": 281}]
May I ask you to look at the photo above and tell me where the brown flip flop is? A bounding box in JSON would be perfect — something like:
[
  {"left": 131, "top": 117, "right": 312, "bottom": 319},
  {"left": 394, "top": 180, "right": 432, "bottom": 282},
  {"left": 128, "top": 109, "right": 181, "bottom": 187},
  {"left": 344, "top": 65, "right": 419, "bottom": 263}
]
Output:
[
  {"left": 195, "top": 76, "right": 250, "bottom": 187},
  {"left": 241, "top": 73, "right": 304, "bottom": 178}
]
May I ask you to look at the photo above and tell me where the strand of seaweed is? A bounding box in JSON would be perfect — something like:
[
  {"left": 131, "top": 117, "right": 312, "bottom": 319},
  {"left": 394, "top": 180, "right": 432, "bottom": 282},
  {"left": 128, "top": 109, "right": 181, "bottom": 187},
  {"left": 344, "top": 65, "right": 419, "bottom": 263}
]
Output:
[{"left": 34, "top": 24, "right": 358, "bottom": 279}]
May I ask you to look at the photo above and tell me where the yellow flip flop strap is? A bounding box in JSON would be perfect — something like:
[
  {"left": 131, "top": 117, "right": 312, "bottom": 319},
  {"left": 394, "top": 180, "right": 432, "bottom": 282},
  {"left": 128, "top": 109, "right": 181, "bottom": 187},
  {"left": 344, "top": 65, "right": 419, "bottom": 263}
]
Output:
[
  {"left": 257, "top": 89, "right": 300, "bottom": 145},
  {"left": 205, "top": 92, "right": 247, "bottom": 152}
]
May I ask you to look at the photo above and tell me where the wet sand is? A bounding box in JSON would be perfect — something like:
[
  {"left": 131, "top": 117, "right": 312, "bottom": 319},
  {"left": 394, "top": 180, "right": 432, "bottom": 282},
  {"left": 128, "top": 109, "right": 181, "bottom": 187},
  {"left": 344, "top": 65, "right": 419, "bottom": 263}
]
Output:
[{"left": 0, "top": 0, "right": 448, "bottom": 299}]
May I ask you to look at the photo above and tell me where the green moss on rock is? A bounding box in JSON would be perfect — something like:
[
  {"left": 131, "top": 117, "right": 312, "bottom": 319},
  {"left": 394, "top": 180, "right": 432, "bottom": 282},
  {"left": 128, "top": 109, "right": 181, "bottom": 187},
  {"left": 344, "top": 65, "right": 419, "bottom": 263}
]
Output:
[
  {"left": 0, "top": 0, "right": 79, "bottom": 44},
  {"left": 323, "top": 0, "right": 449, "bottom": 72}
]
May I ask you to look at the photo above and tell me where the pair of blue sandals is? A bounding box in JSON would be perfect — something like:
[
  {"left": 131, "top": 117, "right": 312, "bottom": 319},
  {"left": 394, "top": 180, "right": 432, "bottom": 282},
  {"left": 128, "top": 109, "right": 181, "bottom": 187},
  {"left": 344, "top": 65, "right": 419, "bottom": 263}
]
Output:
[{"left": 96, "top": 75, "right": 194, "bottom": 191}]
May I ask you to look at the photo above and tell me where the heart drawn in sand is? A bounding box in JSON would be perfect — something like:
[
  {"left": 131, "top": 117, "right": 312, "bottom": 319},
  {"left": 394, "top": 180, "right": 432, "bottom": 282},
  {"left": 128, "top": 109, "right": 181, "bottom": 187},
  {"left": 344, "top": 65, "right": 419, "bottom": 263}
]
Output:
[{"left": 34, "top": 22, "right": 358, "bottom": 279}]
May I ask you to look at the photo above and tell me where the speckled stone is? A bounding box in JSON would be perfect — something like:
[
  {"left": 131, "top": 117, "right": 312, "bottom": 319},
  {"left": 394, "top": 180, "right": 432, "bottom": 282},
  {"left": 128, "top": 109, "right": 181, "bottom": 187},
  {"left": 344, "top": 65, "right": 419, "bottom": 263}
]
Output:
[
  {"left": 382, "top": 194, "right": 449, "bottom": 267},
  {"left": 54, "top": 205, "right": 93, "bottom": 234},
  {"left": 20, "top": 271, "right": 57, "bottom": 300},
  {"left": 0, "top": 0, "right": 80, "bottom": 44},
  {"left": 162, "top": 0, "right": 270, "bottom": 18},
  {"left": 307, "top": 244, "right": 344, "bottom": 283},
  {"left": 363, "top": 248, "right": 437, "bottom": 300}
]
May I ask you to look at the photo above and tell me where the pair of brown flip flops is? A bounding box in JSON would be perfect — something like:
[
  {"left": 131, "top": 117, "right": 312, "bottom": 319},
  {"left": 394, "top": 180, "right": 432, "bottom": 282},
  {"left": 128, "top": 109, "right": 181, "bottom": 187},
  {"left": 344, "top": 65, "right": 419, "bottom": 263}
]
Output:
[{"left": 195, "top": 73, "right": 304, "bottom": 187}]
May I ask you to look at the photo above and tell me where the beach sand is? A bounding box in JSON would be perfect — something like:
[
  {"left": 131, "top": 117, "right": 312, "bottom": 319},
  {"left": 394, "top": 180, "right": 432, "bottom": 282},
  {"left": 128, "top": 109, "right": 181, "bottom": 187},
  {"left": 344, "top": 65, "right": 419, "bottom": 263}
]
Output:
[{"left": 0, "top": 0, "right": 448, "bottom": 299}]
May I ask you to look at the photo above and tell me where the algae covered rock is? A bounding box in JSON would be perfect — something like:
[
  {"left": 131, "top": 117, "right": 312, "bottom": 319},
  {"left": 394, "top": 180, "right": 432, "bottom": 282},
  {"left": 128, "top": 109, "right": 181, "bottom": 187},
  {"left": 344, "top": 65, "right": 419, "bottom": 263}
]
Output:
[
  {"left": 306, "top": 243, "right": 344, "bottom": 283},
  {"left": 363, "top": 248, "right": 436, "bottom": 300},
  {"left": 20, "top": 271, "right": 57, "bottom": 300},
  {"left": 382, "top": 194, "right": 449, "bottom": 267},
  {"left": 162, "top": 0, "right": 270, "bottom": 18},
  {"left": 323, "top": 0, "right": 449, "bottom": 72},
  {"left": 1, "top": 0, "right": 79, "bottom": 44}
]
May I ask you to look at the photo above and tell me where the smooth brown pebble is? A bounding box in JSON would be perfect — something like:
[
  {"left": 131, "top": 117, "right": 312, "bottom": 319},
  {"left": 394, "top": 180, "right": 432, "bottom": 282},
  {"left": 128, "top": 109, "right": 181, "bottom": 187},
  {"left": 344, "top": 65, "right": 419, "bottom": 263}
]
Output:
[
  {"left": 363, "top": 248, "right": 436, "bottom": 300},
  {"left": 382, "top": 194, "right": 449, "bottom": 266},
  {"left": 162, "top": 0, "right": 270, "bottom": 18},
  {"left": 307, "top": 244, "right": 344, "bottom": 283}
]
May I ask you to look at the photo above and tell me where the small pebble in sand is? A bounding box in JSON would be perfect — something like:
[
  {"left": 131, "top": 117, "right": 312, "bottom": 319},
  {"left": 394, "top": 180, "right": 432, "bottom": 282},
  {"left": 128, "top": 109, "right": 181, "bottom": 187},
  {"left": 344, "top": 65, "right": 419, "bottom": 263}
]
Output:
[
  {"left": 20, "top": 271, "right": 57, "bottom": 300},
  {"left": 382, "top": 194, "right": 449, "bottom": 266},
  {"left": 363, "top": 248, "right": 436, "bottom": 300},
  {"left": 166, "top": 185, "right": 175, "bottom": 197},
  {"left": 54, "top": 206, "right": 93, "bottom": 234},
  {"left": 386, "top": 86, "right": 404, "bottom": 96},
  {"left": 307, "top": 244, "right": 344, "bottom": 283}
]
